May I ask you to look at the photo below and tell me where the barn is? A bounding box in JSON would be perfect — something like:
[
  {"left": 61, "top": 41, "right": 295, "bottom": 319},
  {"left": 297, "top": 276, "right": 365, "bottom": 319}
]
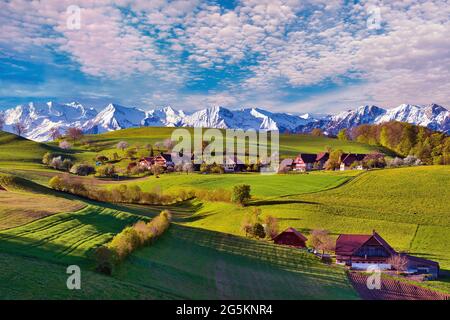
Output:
[{"left": 272, "top": 227, "right": 308, "bottom": 248}]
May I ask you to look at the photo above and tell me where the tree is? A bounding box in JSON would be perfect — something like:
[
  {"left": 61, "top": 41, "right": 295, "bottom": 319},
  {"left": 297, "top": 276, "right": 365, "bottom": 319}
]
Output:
[
  {"left": 13, "top": 121, "right": 26, "bottom": 136},
  {"left": 311, "top": 128, "right": 324, "bottom": 137},
  {"left": 387, "top": 254, "right": 408, "bottom": 274},
  {"left": 66, "top": 127, "right": 83, "bottom": 142},
  {"left": 308, "top": 229, "right": 335, "bottom": 254},
  {"left": 59, "top": 140, "right": 71, "bottom": 150},
  {"left": 337, "top": 129, "right": 348, "bottom": 141},
  {"left": 97, "top": 165, "right": 117, "bottom": 177},
  {"left": 117, "top": 141, "right": 129, "bottom": 151},
  {"left": 42, "top": 152, "right": 54, "bottom": 165},
  {"left": 264, "top": 215, "right": 279, "bottom": 239},
  {"left": 182, "top": 162, "right": 194, "bottom": 174},
  {"left": 50, "top": 156, "right": 63, "bottom": 169},
  {"left": 94, "top": 246, "right": 114, "bottom": 275},
  {"left": 324, "top": 149, "right": 342, "bottom": 170},
  {"left": 70, "top": 163, "right": 95, "bottom": 176},
  {"left": 62, "top": 158, "right": 73, "bottom": 171},
  {"left": 232, "top": 184, "right": 251, "bottom": 205},
  {"left": 49, "top": 176, "right": 63, "bottom": 190},
  {"left": 151, "top": 164, "right": 164, "bottom": 176},
  {"left": 252, "top": 223, "right": 266, "bottom": 239},
  {"left": 50, "top": 127, "right": 62, "bottom": 141}
]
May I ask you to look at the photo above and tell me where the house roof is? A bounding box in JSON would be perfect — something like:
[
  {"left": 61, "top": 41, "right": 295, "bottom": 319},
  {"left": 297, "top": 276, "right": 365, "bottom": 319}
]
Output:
[
  {"left": 404, "top": 254, "right": 440, "bottom": 268},
  {"left": 340, "top": 153, "right": 367, "bottom": 165},
  {"left": 280, "top": 158, "right": 294, "bottom": 166},
  {"left": 335, "top": 231, "right": 396, "bottom": 256},
  {"left": 273, "top": 227, "right": 308, "bottom": 242},
  {"left": 295, "top": 153, "right": 317, "bottom": 163},
  {"left": 139, "top": 157, "right": 154, "bottom": 163},
  {"left": 158, "top": 153, "right": 173, "bottom": 161},
  {"left": 316, "top": 152, "right": 329, "bottom": 161}
]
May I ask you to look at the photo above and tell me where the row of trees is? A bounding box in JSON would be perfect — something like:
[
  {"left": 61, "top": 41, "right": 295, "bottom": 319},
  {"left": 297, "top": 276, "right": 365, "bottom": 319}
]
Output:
[
  {"left": 338, "top": 122, "right": 450, "bottom": 165},
  {"left": 94, "top": 210, "right": 172, "bottom": 275},
  {"left": 48, "top": 175, "right": 194, "bottom": 205},
  {"left": 48, "top": 174, "right": 241, "bottom": 205}
]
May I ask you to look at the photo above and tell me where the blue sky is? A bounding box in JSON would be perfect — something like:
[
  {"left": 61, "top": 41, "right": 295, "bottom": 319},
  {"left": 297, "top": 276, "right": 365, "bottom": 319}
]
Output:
[{"left": 0, "top": 0, "right": 449, "bottom": 113}]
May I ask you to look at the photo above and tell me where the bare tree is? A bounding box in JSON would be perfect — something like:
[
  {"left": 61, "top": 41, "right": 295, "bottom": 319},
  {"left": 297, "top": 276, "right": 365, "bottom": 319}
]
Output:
[
  {"left": 13, "top": 121, "right": 26, "bottom": 136},
  {"left": 50, "top": 127, "right": 62, "bottom": 141},
  {"left": 308, "top": 229, "right": 335, "bottom": 254},
  {"left": 117, "top": 141, "right": 129, "bottom": 151},
  {"left": 182, "top": 162, "right": 194, "bottom": 174},
  {"left": 387, "top": 254, "right": 409, "bottom": 274},
  {"left": 66, "top": 127, "right": 83, "bottom": 142}
]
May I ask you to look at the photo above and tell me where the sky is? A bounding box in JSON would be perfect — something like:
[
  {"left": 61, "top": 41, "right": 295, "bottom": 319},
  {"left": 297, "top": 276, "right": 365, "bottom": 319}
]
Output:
[{"left": 0, "top": 0, "right": 449, "bottom": 114}]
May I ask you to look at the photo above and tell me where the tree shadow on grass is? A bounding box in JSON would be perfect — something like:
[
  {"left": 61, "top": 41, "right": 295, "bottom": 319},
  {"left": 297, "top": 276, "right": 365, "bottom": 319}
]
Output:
[{"left": 250, "top": 199, "right": 318, "bottom": 206}]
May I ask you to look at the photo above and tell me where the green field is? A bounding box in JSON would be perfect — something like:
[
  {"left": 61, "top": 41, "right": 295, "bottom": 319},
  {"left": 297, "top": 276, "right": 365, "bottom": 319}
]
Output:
[
  {"left": 0, "top": 129, "right": 448, "bottom": 299},
  {"left": 120, "top": 170, "right": 360, "bottom": 198}
]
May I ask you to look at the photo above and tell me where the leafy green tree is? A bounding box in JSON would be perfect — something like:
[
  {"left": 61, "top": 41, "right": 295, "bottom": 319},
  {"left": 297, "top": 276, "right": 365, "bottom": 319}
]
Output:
[
  {"left": 337, "top": 129, "right": 348, "bottom": 141},
  {"left": 252, "top": 223, "right": 266, "bottom": 239},
  {"left": 232, "top": 184, "right": 251, "bottom": 205}
]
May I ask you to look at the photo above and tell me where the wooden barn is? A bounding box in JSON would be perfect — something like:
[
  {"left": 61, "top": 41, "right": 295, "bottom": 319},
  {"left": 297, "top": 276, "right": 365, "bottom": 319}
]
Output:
[
  {"left": 293, "top": 153, "right": 317, "bottom": 171},
  {"left": 272, "top": 227, "right": 308, "bottom": 248}
]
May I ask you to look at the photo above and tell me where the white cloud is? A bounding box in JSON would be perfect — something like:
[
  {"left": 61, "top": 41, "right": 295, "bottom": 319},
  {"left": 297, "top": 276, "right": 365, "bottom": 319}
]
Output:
[{"left": 0, "top": 0, "right": 449, "bottom": 112}]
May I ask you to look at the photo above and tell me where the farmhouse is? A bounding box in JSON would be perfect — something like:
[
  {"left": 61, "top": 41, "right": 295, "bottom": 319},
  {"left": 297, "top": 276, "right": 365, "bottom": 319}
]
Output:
[
  {"left": 223, "top": 156, "right": 246, "bottom": 172},
  {"left": 273, "top": 227, "right": 308, "bottom": 248},
  {"left": 154, "top": 153, "right": 174, "bottom": 168},
  {"left": 339, "top": 153, "right": 366, "bottom": 171},
  {"left": 335, "top": 230, "right": 440, "bottom": 278},
  {"left": 139, "top": 157, "right": 154, "bottom": 169},
  {"left": 335, "top": 231, "right": 396, "bottom": 270},
  {"left": 293, "top": 153, "right": 317, "bottom": 171}
]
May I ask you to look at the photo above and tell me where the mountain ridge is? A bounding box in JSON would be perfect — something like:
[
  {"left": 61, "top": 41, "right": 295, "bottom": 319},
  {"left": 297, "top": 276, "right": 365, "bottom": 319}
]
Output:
[{"left": 0, "top": 101, "right": 448, "bottom": 141}]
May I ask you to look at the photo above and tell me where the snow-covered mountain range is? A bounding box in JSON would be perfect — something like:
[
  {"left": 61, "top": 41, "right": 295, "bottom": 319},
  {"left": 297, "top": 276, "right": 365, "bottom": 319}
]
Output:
[{"left": 0, "top": 101, "right": 448, "bottom": 141}]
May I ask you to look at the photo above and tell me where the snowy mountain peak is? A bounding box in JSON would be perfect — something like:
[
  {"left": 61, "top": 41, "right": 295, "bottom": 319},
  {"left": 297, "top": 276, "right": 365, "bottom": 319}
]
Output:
[{"left": 1, "top": 101, "right": 448, "bottom": 141}]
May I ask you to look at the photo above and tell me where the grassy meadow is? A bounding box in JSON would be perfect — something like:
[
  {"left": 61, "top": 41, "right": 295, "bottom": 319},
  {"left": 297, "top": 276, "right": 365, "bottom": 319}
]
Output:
[{"left": 0, "top": 128, "right": 448, "bottom": 298}]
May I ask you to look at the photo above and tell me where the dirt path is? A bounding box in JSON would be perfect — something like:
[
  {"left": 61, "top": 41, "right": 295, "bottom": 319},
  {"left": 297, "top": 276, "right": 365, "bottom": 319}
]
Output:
[{"left": 348, "top": 272, "right": 448, "bottom": 300}]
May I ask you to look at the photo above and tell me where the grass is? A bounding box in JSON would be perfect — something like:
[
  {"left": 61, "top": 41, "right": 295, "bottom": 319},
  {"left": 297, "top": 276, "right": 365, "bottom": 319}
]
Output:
[
  {"left": 0, "top": 252, "right": 176, "bottom": 299},
  {"left": 0, "top": 205, "right": 142, "bottom": 267},
  {"left": 114, "top": 224, "right": 358, "bottom": 300},
  {"left": 120, "top": 170, "right": 360, "bottom": 199}
]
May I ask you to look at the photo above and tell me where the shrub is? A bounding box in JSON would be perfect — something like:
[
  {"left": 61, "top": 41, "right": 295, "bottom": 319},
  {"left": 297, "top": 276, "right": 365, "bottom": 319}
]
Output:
[
  {"left": 93, "top": 246, "right": 115, "bottom": 275},
  {"left": 232, "top": 184, "right": 251, "bottom": 205},
  {"left": 96, "top": 165, "right": 117, "bottom": 177},
  {"left": 50, "top": 156, "right": 63, "bottom": 170},
  {"left": 100, "top": 210, "right": 172, "bottom": 269},
  {"left": 252, "top": 223, "right": 266, "bottom": 239},
  {"left": 42, "top": 152, "right": 54, "bottom": 165},
  {"left": 70, "top": 163, "right": 95, "bottom": 176}
]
